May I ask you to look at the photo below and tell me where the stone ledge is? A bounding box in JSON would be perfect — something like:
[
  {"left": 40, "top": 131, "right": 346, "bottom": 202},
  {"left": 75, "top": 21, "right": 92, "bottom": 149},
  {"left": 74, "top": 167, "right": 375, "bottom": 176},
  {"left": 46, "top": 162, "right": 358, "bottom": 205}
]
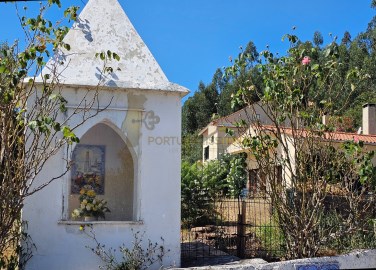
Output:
[
  {"left": 58, "top": 220, "right": 143, "bottom": 226},
  {"left": 174, "top": 250, "right": 376, "bottom": 270},
  {"left": 262, "top": 249, "right": 376, "bottom": 270}
]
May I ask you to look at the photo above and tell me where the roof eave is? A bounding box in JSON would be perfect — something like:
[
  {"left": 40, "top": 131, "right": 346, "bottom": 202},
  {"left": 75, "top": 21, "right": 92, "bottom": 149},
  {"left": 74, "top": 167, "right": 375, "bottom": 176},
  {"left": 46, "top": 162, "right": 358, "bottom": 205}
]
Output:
[{"left": 31, "top": 78, "right": 190, "bottom": 96}]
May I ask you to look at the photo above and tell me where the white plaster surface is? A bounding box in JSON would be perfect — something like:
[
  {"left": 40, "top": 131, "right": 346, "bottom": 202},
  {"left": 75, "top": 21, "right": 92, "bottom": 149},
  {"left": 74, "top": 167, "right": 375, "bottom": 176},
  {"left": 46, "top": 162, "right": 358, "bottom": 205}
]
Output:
[
  {"left": 23, "top": 0, "right": 188, "bottom": 268},
  {"left": 36, "top": 0, "right": 189, "bottom": 94},
  {"left": 24, "top": 87, "right": 183, "bottom": 270}
]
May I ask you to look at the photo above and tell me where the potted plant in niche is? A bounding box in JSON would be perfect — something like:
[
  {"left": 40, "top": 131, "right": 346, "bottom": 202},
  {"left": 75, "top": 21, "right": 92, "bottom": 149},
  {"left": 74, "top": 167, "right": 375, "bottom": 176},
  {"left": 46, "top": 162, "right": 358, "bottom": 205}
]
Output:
[{"left": 72, "top": 185, "right": 110, "bottom": 221}]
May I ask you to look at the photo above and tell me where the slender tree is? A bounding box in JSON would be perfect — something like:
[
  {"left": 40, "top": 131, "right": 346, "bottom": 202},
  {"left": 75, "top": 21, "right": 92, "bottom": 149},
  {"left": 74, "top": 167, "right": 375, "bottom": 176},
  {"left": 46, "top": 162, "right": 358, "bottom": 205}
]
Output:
[
  {"left": 0, "top": 2, "right": 119, "bottom": 267},
  {"left": 226, "top": 33, "right": 375, "bottom": 258}
]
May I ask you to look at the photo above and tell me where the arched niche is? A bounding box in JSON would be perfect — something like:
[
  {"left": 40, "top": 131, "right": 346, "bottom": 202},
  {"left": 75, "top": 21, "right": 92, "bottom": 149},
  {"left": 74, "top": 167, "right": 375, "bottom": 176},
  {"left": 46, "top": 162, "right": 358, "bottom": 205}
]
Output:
[{"left": 68, "top": 122, "right": 134, "bottom": 221}]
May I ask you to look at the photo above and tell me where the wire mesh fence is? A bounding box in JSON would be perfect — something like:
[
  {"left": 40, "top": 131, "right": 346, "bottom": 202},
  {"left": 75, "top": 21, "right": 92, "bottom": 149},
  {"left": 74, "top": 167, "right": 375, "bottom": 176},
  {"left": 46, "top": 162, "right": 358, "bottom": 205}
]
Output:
[
  {"left": 181, "top": 136, "right": 376, "bottom": 266},
  {"left": 181, "top": 192, "right": 376, "bottom": 267},
  {"left": 181, "top": 193, "right": 284, "bottom": 267}
]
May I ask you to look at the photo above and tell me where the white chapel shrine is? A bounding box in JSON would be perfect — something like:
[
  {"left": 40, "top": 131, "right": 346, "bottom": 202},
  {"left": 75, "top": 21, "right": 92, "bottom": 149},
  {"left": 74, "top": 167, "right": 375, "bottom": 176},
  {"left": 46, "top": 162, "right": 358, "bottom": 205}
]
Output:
[{"left": 23, "top": 0, "right": 189, "bottom": 269}]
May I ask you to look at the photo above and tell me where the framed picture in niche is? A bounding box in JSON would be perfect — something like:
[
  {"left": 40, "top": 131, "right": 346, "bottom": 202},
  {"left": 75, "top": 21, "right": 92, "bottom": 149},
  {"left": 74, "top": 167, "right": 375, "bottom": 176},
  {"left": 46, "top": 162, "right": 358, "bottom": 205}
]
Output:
[{"left": 71, "top": 144, "right": 105, "bottom": 194}]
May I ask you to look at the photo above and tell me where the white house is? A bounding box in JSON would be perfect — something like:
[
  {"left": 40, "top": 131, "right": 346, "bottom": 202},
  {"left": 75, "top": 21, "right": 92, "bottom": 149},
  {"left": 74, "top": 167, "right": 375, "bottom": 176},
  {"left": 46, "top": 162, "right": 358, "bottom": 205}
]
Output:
[
  {"left": 200, "top": 103, "right": 376, "bottom": 193},
  {"left": 199, "top": 103, "right": 273, "bottom": 162},
  {"left": 23, "top": 0, "right": 188, "bottom": 269}
]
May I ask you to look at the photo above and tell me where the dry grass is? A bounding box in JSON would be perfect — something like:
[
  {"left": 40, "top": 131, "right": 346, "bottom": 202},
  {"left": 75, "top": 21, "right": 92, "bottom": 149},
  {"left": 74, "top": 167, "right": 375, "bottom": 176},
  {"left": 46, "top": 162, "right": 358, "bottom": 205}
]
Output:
[
  {"left": 215, "top": 197, "right": 272, "bottom": 226},
  {"left": 181, "top": 197, "right": 274, "bottom": 243},
  {"left": 181, "top": 228, "right": 195, "bottom": 243},
  {"left": 1, "top": 245, "right": 17, "bottom": 266}
]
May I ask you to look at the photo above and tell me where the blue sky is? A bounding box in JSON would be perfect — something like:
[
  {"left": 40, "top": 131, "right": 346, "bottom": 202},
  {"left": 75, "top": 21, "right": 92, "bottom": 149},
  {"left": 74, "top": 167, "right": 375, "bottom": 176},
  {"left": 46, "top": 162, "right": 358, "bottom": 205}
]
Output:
[{"left": 1, "top": 0, "right": 375, "bottom": 102}]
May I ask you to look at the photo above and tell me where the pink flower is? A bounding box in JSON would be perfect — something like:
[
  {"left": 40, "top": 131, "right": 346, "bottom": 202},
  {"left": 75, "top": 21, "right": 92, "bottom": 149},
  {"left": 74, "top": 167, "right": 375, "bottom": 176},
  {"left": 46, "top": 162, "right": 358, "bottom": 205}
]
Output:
[
  {"left": 353, "top": 136, "right": 359, "bottom": 143},
  {"left": 302, "top": 56, "right": 311, "bottom": 65}
]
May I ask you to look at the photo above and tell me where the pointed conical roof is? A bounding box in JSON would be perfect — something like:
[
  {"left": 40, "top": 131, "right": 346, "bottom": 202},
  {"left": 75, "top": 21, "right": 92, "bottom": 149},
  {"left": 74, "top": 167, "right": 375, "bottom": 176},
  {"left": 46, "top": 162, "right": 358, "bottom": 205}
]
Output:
[{"left": 38, "top": 0, "right": 188, "bottom": 94}]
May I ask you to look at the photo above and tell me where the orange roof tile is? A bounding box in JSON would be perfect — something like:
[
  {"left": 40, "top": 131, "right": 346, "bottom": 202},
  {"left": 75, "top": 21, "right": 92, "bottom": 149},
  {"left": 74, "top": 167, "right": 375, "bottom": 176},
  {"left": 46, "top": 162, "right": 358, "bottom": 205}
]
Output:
[{"left": 255, "top": 125, "right": 376, "bottom": 145}]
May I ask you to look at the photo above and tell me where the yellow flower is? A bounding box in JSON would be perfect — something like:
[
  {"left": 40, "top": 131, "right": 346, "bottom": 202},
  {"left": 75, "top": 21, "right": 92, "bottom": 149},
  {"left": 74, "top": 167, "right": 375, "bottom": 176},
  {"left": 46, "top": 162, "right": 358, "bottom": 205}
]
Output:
[
  {"left": 82, "top": 199, "right": 88, "bottom": 205},
  {"left": 87, "top": 190, "right": 96, "bottom": 197},
  {"left": 79, "top": 189, "right": 86, "bottom": 195}
]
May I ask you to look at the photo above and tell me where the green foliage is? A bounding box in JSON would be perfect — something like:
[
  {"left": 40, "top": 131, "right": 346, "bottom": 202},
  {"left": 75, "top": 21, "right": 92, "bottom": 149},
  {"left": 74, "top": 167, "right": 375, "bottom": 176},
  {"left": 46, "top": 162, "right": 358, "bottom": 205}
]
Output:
[
  {"left": 0, "top": 1, "right": 119, "bottom": 267},
  {"left": 84, "top": 227, "right": 167, "bottom": 270},
  {"left": 181, "top": 133, "right": 202, "bottom": 163},
  {"left": 181, "top": 41, "right": 262, "bottom": 135},
  {"left": 64, "top": 6, "right": 79, "bottom": 21},
  {"left": 182, "top": 79, "right": 219, "bottom": 134},
  {"left": 256, "top": 222, "right": 285, "bottom": 258},
  {"left": 225, "top": 29, "right": 376, "bottom": 259},
  {"left": 320, "top": 210, "right": 376, "bottom": 253},
  {"left": 224, "top": 153, "right": 247, "bottom": 197},
  {"left": 0, "top": 2, "right": 82, "bottom": 265},
  {"left": 184, "top": 13, "right": 376, "bottom": 134},
  {"left": 313, "top": 31, "right": 324, "bottom": 47},
  {"left": 181, "top": 6, "right": 376, "bottom": 260},
  {"left": 181, "top": 154, "right": 247, "bottom": 227},
  {"left": 181, "top": 161, "right": 214, "bottom": 226},
  {"left": 182, "top": 154, "right": 247, "bottom": 198},
  {"left": 342, "top": 140, "right": 376, "bottom": 188}
]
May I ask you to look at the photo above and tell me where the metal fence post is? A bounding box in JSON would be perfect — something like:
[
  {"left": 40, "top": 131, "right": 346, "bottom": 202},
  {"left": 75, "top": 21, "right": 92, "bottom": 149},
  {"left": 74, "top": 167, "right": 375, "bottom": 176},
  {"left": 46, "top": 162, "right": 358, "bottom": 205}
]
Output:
[{"left": 237, "top": 200, "right": 247, "bottom": 258}]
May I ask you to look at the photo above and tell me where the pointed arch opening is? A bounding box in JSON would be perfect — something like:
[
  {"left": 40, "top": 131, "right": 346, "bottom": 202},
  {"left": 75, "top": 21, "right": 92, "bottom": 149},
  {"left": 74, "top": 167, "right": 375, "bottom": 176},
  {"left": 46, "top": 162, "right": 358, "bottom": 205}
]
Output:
[{"left": 68, "top": 122, "right": 135, "bottom": 221}]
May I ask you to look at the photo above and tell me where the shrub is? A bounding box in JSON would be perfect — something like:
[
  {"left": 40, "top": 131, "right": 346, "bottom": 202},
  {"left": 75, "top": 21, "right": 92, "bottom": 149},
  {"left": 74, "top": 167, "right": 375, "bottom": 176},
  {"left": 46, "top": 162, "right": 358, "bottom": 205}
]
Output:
[
  {"left": 181, "top": 154, "right": 247, "bottom": 227},
  {"left": 83, "top": 226, "right": 168, "bottom": 270}
]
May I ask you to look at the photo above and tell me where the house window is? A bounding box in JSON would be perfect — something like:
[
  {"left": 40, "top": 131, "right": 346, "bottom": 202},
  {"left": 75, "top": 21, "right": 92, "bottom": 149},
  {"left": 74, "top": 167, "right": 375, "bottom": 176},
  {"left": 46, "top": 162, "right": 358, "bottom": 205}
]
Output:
[
  {"left": 251, "top": 114, "right": 260, "bottom": 122},
  {"left": 259, "top": 171, "right": 266, "bottom": 192},
  {"left": 248, "top": 170, "right": 257, "bottom": 193},
  {"left": 68, "top": 123, "right": 134, "bottom": 221},
  {"left": 275, "top": 165, "right": 282, "bottom": 183},
  {"left": 248, "top": 169, "right": 266, "bottom": 194},
  {"left": 204, "top": 146, "right": 209, "bottom": 160},
  {"left": 248, "top": 166, "right": 282, "bottom": 195}
]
